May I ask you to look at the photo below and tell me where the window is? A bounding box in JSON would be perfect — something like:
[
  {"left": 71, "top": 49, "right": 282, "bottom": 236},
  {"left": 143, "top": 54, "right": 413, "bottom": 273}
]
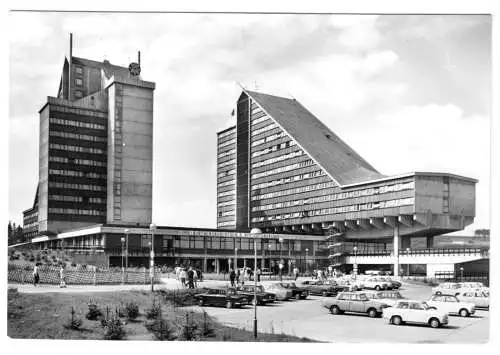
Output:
[
  {"left": 410, "top": 303, "right": 424, "bottom": 310},
  {"left": 75, "top": 90, "right": 83, "bottom": 98},
  {"left": 75, "top": 67, "right": 83, "bottom": 74},
  {"left": 445, "top": 296, "right": 458, "bottom": 303},
  {"left": 75, "top": 78, "right": 83, "bottom": 86},
  {"left": 399, "top": 302, "right": 409, "bottom": 309}
]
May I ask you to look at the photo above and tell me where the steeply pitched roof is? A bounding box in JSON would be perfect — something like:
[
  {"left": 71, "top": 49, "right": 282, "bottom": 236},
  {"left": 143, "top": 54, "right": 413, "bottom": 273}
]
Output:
[{"left": 244, "top": 90, "right": 385, "bottom": 186}]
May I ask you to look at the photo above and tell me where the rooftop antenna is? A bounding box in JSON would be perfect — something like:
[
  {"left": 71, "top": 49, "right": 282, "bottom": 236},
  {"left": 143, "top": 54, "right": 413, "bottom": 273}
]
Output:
[
  {"left": 253, "top": 80, "right": 259, "bottom": 91},
  {"left": 68, "top": 33, "right": 73, "bottom": 100},
  {"left": 138, "top": 51, "right": 141, "bottom": 66}
]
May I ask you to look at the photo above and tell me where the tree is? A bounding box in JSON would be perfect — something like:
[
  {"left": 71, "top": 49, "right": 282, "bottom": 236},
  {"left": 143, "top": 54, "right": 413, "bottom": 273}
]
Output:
[
  {"left": 8, "top": 221, "right": 14, "bottom": 245},
  {"left": 474, "top": 229, "right": 490, "bottom": 239}
]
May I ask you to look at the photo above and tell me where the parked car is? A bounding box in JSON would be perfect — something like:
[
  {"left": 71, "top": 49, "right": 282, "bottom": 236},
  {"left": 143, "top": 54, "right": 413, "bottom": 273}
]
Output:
[
  {"left": 278, "top": 282, "right": 309, "bottom": 300},
  {"left": 361, "top": 290, "right": 406, "bottom": 307},
  {"left": 379, "top": 277, "right": 401, "bottom": 289},
  {"left": 432, "top": 282, "right": 462, "bottom": 296},
  {"left": 299, "top": 280, "right": 341, "bottom": 297},
  {"left": 458, "top": 282, "right": 489, "bottom": 292},
  {"left": 195, "top": 288, "right": 249, "bottom": 309},
  {"left": 362, "top": 277, "right": 389, "bottom": 291},
  {"left": 335, "top": 278, "right": 363, "bottom": 291},
  {"left": 426, "top": 294, "right": 475, "bottom": 317},
  {"left": 322, "top": 291, "right": 389, "bottom": 318},
  {"left": 456, "top": 290, "right": 489, "bottom": 309},
  {"left": 263, "top": 282, "right": 293, "bottom": 301},
  {"left": 260, "top": 268, "right": 272, "bottom": 276},
  {"left": 236, "top": 284, "right": 276, "bottom": 305},
  {"left": 383, "top": 300, "right": 449, "bottom": 328}
]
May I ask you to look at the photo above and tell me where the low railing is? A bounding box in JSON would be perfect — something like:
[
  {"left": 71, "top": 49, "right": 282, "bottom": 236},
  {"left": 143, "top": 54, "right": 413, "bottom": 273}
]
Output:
[{"left": 332, "top": 247, "right": 488, "bottom": 258}]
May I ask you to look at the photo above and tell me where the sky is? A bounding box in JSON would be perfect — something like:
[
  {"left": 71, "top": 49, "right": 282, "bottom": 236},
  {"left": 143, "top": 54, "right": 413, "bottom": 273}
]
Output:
[{"left": 8, "top": 13, "right": 491, "bottom": 235}]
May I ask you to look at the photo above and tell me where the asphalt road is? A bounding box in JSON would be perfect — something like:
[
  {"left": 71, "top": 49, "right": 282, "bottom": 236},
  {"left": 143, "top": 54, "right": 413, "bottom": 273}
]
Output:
[{"left": 187, "top": 281, "right": 490, "bottom": 343}]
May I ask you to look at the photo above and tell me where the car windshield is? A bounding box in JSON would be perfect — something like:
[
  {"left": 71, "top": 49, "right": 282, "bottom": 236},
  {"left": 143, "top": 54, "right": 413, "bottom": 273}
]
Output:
[
  {"left": 359, "top": 294, "right": 369, "bottom": 301},
  {"left": 421, "top": 302, "right": 431, "bottom": 310}
]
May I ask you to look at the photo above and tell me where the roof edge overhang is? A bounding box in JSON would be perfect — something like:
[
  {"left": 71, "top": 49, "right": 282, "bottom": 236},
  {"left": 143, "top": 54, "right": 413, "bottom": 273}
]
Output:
[{"left": 340, "top": 172, "right": 478, "bottom": 189}]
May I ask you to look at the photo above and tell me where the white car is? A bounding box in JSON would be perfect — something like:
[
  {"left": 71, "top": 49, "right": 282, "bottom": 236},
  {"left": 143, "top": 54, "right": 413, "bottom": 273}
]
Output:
[
  {"left": 362, "top": 277, "right": 389, "bottom": 291},
  {"left": 432, "top": 282, "right": 462, "bottom": 296},
  {"left": 361, "top": 290, "right": 406, "bottom": 307},
  {"left": 427, "top": 294, "right": 475, "bottom": 317},
  {"left": 458, "top": 282, "right": 489, "bottom": 292},
  {"left": 383, "top": 300, "right": 448, "bottom": 328},
  {"left": 456, "top": 290, "right": 490, "bottom": 309}
]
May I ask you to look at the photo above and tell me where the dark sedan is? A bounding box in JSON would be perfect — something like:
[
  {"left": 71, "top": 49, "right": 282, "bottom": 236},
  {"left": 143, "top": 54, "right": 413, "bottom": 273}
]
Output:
[
  {"left": 195, "top": 288, "right": 249, "bottom": 309},
  {"left": 278, "top": 282, "right": 309, "bottom": 300},
  {"left": 236, "top": 284, "right": 276, "bottom": 305},
  {"left": 300, "top": 280, "right": 343, "bottom": 297}
]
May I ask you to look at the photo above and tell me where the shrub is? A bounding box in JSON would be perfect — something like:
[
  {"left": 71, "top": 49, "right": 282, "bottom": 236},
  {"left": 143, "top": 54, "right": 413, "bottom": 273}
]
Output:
[
  {"left": 29, "top": 256, "right": 35, "bottom": 262},
  {"left": 125, "top": 302, "right": 140, "bottom": 320},
  {"left": 35, "top": 254, "right": 41, "bottom": 262},
  {"left": 145, "top": 299, "right": 162, "bottom": 320},
  {"left": 103, "top": 315, "right": 126, "bottom": 340},
  {"left": 144, "top": 317, "right": 176, "bottom": 340},
  {"left": 179, "top": 312, "right": 198, "bottom": 341},
  {"left": 71, "top": 262, "right": 77, "bottom": 267},
  {"left": 86, "top": 299, "right": 103, "bottom": 321},
  {"left": 200, "top": 310, "right": 215, "bottom": 338},
  {"left": 63, "top": 307, "right": 83, "bottom": 330}
]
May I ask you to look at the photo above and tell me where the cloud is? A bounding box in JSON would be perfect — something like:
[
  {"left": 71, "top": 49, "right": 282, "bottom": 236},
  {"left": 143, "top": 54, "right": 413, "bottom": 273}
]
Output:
[{"left": 8, "top": 13, "right": 53, "bottom": 44}]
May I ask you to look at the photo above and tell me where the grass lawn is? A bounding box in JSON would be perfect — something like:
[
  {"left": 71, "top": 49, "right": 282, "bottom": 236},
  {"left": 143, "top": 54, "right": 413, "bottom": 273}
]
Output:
[{"left": 7, "top": 288, "right": 316, "bottom": 342}]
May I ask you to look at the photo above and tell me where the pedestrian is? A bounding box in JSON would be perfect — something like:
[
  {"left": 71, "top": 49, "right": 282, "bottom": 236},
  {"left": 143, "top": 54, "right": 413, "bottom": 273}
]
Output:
[
  {"left": 193, "top": 268, "right": 198, "bottom": 288},
  {"left": 229, "top": 268, "right": 236, "bottom": 287},
  {"left": 294, "top": 267, "right": 299, "bottom": 281},
  {"left": 175, "top": 265, "right": 181, "bottom": 280},
  {"left": 187, "top": 267, "right": 195, "bottom": 289},
  {"left": 33, "top": 263, "right": 40, "bottom": 287},
  {"left": 236, "top": 268, "right": 241, "bottom": 285},
  {"left": 197, "top": 267, "right": 203, "bottom": 282},
  {"left": 59, "top": 265, "right": 66, "bottom": 288},
  {"left": 180, "top": 267, "right": 187, "bottom": 288},
  {"left": 257, "top": 267, "right": 261, "bottom": 282},
  {"left": 317, "top": 269, "right": 322, "bottom": 280}
]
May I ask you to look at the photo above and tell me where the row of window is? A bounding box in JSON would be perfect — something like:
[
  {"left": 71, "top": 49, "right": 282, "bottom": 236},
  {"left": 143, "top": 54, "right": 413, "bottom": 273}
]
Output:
[
  {"left": 50, "top": 105, "right": 106, "bottom": 119},
  {"left": 251, "top": 140, "right": 297, "bottom": 158},
  {"left": 252, "top": 159, "right": 314, "bottom": 179},
  {"left": 217, "top": 200, "right": 235, "bottom": 207},
  {"left": 335, "top": 181, "right": 415, "bottom": 200},
  {"left": 217, "top": 149, "right": 236, "bottom": 159},
  {"left": 252, "top": 149, "right": 303, "bottom": 169},
  {"left": 218, "top": 128, "right": 236, "bottom": 139},
  {"left": 251, "top": 131, "right": 287, "bottom": 148},
  {"left": 218, "top": 138, "right": 236, "bottom": 149},
  {"left": 219, "top": 210, "right": 235, "bottom": 217},
  {"left": 251, "top": 197, "right": 415, "bottom": 222},
  {"left": 218, "top": 190, "right": 235, "bottom": 198},
  {"left": 50, "top": 117, "right": 106, "bottom": 130},
  {"left": 251, "top": 122, "right": 277, "bottom": 137},
  {"left": 217, "top": 221, "right": 236, "bottom": 227},
  {"left": 251, "top": 169, "right": 326, "bottom": 191},
  {"left": 49, "top": 156, "right": 107, "bottom": 167},
  {"left": 49, "top": 208, "right": 105, "bottom": 216},
  {"left": 49, "top": 143, "right": 104, "bottom": 154},
  {"left": 252, "top": 181, "right": 334, "bottom": 203},
  {"left": 49, "top": 195, "right": 83, "bottom": 202},
  {"left": 49, "top": 182, "right": 105, "bottom": 191},
  {"left": 169, "top": 235, "right": 306, "bottom": 251},
  {"left": 252, "top": 115, "right": 270, "bottom": 126},
  {"left": 217, "top": 179, "right": 235, "bottom": 188},
  {"left": 49, "top": 169, "right": 106, "bottom": 179},
  {"left": 218, "top": 159, "right": 235, "bottom": 169},
  {"left": 50, "top": 130, "right": 106, "bottom": 142},
  {"left": 218, "top": 169, "right": 236, "bottom": 178}
]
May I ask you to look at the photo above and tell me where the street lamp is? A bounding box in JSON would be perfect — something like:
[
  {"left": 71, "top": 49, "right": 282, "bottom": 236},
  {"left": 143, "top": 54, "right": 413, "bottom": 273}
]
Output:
[
  {"left": 353, "top": 246, "right": 358, "bottom": 280},
  {"left": 149, "top": 223, "right": 157, "bottom": 292},
  {"left": 460, "top": 267, "right": 464, "bottom": 281},
  {"left": 124, "top": 229, "right": 129, "bottom": 270},
  {"left": 234, "top": 247, "right": 238, "bottom": 272},
  {"left": 121, "top": 237, "right": 126, "bottom": 284},
  {"left": 305, "top": 248, "right": 309, "bottom": 275},
  {"left": 250, "top": 228, "right": 262, "bottom": 339},
  {"left": 406, "top": 248, "right": 410, "bottom": 278},
  {"left": 278, "top": 237, "right": 284, "bottom": 281}
]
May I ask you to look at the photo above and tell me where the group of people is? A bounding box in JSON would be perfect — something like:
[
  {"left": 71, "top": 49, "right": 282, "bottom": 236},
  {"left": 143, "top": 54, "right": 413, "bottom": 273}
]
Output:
[
  {"left": 175, "top": 265, "right": 202, "bottom": 289},
  {"left": 228, "top": 267, "right": 261, "bottom": 287},
  {"left": 32, "top": 263, "right": 66, "bottom": 288},
  {"left": 312, "top": 265, "right": 335, "bottom": 280}
]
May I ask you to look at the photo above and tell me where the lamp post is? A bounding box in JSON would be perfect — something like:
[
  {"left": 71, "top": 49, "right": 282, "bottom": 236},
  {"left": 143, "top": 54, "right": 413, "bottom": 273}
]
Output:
[
  {"left": 124, "top": 229, "right": 129, "bottom": 270},
  {"left": 278, "top": 237, "right": 284, "bottom": 281},
  {"left": 406, "top": 248, "right": 410, "bottom": 278},
  {"left": 305, "top": 248, "right": 309, "bottom": 276},
  {"left": 121, "top": 237, "right": 126, "bottom": 284},
  {"left": 460, "top": 267, "right": 464, "bottom": 281},
  {"left": 353, "top": 246, "right": 358, "bottom": 280},
  {"left": 149, "top": 223, "right": 157, "bottom": 292},
  {"left": 234, "top": 247, "right": 238, "bottom": 272},
  {"left": 250, "top": 228, "right": 262, "bottom": 339}
]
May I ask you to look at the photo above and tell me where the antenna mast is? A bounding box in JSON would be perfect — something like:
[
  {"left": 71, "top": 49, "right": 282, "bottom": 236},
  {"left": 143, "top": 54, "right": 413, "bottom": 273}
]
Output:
[{"left": 68, "top": 33, "right": 73, "bottom": 100}]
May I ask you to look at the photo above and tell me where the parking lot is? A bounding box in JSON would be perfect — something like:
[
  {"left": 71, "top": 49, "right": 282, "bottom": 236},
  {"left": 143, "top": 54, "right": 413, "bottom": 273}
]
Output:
[{"left": 189, "top": 280, "right": 489, "bottom": 343}]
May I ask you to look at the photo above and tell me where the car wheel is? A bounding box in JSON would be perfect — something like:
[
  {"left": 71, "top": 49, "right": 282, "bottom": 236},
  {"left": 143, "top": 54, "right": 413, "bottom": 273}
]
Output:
[
  {"left": 330, "top": 305, "right": 340, "bottom": 315},
  {"left": 367, "top": 308, "right": 378, "bottom": 318},
  {"left": 226, "top": 301, "right": 233, "bottom": 309},
  {"left": 459, "top": 308, "right": 470, "bottom": 317},
  {"left": 429, "top": 318, "right": 440, "bottom": 328},
  {"left": 322, "top": 291, "right": 328, "bottom": 297},
  {"left": 391, "top": 316, "right": 402, "bottom": 325},
  {"left": 295, "top": 294, "right": 301, "bottom": 300},
  {"left": 435, "top": 291, "right": 442, "bottom": 295},
  {"left": 375, "top": 285, "right": 381, "bottom": 291},
  {"left": 198, "top": 299, "right": 204, "bottom": 307}
]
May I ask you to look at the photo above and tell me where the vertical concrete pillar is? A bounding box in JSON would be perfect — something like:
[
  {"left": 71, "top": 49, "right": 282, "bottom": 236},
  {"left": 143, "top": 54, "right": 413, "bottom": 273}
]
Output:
[
  {"left": 243, "top": 258, "right": 247, "bottom": 269},
  {"left": 393, "top": 224, "right": 401, "bottom": 277},
  {"left": 215, "top": 258, "right": 220, "bottom": 274},
  {"left": 426, "top": 236, "right": 434, "bottom": 248},
  {"left": 203, "top": 258, "right": 207, "bottom": 273}
]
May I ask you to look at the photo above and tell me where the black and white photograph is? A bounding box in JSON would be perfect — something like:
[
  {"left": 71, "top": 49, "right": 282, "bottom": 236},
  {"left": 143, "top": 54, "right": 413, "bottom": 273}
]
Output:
[{"left": 5, "top": 1, "right": 497, "bottom": 348}]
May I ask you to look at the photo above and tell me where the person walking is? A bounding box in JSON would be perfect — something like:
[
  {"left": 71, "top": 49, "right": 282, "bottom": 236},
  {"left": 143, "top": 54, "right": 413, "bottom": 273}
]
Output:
[
  {"left": 187, "top": 267, "right": 195, "bottom": 289},
  {"left": 180, "top": 267, "right": 187, "bottom": 288},
  {"left": 236, "top": 268, "right": 241, "bottom": 285},
  {"left": 229, "top": 268, "right": 236, "bottom": 287},
  {"left": 317, "top": 268, "right": 323, "bottom": 281},
  {"left": 33, "top": 263, "right": 40, "bottom": 287},
  {"left": 294, "top": 267, "right": 299, "bottom": 281},
  {"left": 193, "top": 268, "right": 198, "bottom": 288},
  {"left": 257, "top": 267, "right": 261, "bottom": 282},
  {"left": 59, "top": 265, "right": 66, "bottom": 288}
]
